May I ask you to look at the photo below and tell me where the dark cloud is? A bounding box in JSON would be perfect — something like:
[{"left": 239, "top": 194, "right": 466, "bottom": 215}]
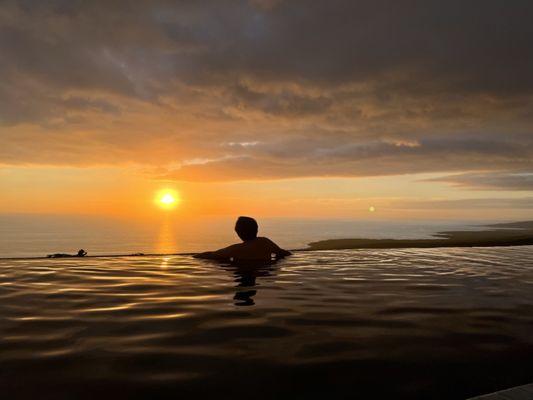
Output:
[
  {"left": 156, "top": 136, "right": 533, "bottom": 182},
  {"left": 1, "top": 0, "right": 533, "bottom": 186},
  {"left": 228, "top": 81, "right": 333, "bottom": 116},
  {"left": 429, "top": 172, "right": 533, "bottom": 191},
  {"left": 3, "top": 1, "right": 533, "bottom": 95}
]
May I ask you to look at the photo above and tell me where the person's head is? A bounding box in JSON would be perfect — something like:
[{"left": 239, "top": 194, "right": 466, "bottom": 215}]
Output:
[
  {"left": 235, "top": 216, "right": 258, "bottom": 241},
  {"left": 77, "top": 249, "right": 86, "bottom": 257}
]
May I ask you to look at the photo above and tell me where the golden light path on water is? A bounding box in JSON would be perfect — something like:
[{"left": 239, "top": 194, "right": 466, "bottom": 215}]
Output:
[{"left": 156, "top": 219, "right": 177, "bottom": 255}]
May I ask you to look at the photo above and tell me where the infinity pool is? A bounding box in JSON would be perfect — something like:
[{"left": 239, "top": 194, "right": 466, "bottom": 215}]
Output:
[{"left": 2, "top": 247, "right": 533, "bottom": 399}]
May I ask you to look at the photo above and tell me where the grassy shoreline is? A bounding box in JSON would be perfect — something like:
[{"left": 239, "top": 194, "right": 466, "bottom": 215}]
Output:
[{"left": 307, "top": 221, "right": 533, "bottom": 251}]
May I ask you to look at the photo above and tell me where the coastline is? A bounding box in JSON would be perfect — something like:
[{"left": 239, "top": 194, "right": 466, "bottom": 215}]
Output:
[{"left": 307, "top": 221, "right": 533, "bottom": 251}]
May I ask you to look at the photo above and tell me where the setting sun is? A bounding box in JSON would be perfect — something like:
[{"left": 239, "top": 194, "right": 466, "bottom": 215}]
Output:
[
  {"left": 156, "top": 190, "right": 180, "bottom": 210},
  {"left": 161, "top": 194, "right": 175, "bottom": 205}
]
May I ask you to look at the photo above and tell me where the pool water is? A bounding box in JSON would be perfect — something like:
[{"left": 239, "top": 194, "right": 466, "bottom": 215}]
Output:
[{"left": 1, "top": 246, "right": 533, "bottom": 399}]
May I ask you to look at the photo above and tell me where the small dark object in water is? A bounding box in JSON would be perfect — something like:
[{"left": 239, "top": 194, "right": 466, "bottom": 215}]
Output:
[
  {"left": 130, "top": 253, "right": 145, "bottom": 256},
  {"left": 47, "top": 249, "right": 87, "bottom": 258}
]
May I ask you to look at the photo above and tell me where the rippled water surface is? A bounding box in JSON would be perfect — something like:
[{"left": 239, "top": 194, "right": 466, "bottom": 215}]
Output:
[{"left": 2, "top": 247, "right": 533, "bottom": 399}]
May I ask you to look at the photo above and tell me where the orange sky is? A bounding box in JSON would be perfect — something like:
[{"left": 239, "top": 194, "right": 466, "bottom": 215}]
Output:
[
  {"left": 0, "top": 1, "right": 532, "bottom": 222},
  {"left": 1, "top": 165, "right": 531, "bottom": 221}
]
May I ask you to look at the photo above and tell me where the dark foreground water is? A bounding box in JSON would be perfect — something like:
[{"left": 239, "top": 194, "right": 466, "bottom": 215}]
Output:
[{"left": 1, "top": 247, "right": 533, "bottom": 399}]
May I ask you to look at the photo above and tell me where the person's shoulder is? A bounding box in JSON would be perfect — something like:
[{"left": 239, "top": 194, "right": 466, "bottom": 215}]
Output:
[
  {"left": 257, "top": 237, "right": 279, "bottom": 247},
  {"left": 209, "top": 242, "right": 243, "bottom": 257},
  {"left": 222, "top": 242, "right": 245, "bottom": 252},
  {"left": 226, "top": 242, "right": 244, "bottom": 249}
]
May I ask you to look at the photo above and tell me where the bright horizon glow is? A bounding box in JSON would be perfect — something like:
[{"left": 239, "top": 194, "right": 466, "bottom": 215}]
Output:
[{"left": 1, "top": 168, "right": 531, "bottom": 221}]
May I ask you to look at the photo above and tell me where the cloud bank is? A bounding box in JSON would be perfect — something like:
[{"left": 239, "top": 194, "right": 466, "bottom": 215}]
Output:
[{"left": 1, "top": 0, "right": 533, "bottom": 186}]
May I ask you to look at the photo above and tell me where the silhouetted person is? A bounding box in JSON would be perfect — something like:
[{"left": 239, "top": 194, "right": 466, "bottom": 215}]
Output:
[
  {"left": 194, "top": 216, "right": 291, "bottom": 262},
  {"left": 47, "top": 249, "right": 87, "bottom": 258}
]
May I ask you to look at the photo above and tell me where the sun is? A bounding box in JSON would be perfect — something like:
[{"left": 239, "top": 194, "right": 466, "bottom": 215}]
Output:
[
  {"left": 156, "top": 189, "right": 180, "bottom": 210},
  {"left": 161, "top": 193, "right": 175, "bottom": 205}
]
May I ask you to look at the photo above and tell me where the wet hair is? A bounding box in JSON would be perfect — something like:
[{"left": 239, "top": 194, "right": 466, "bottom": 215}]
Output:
[{"left": 235, "top": 216, "right": 258, "bottom": 241}]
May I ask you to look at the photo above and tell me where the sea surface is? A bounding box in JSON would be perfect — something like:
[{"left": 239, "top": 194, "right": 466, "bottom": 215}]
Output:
[
  {"left": 1, "top": 246, "right": 533, "bottom": 399},
  {"left": 0, "top": 214, "right": 492, "bottom": 258}
]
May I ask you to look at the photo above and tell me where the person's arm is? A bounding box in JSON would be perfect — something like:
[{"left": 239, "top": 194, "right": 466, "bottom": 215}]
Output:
[
  {"left": 193, "top": 244, "right": 238, "bottom": 260},
  {"left": 275, "top": 248, "right": 292, "bottom": 258},
  {"left": 264, "top": 238, "right": 292, "bottom": 259}
]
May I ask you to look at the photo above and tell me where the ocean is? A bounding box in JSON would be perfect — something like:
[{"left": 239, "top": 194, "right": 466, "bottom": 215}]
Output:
[{"left": 0, "top": 214, "right": 491, "bottom": 258}]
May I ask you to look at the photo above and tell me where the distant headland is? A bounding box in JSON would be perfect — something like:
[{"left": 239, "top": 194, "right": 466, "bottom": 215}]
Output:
[{"left": 306, "top": 221, "right": 533, "bottom": 251}]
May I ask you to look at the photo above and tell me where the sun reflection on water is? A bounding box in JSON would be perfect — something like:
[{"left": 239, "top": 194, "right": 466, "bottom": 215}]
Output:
[{"left": 156, "top": 219, "right": 176, "bottom": 255}]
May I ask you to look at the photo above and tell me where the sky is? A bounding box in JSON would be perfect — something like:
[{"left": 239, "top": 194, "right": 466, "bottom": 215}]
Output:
[{"left": 1, "top": 0, "right": 532, "bottom": 221}]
